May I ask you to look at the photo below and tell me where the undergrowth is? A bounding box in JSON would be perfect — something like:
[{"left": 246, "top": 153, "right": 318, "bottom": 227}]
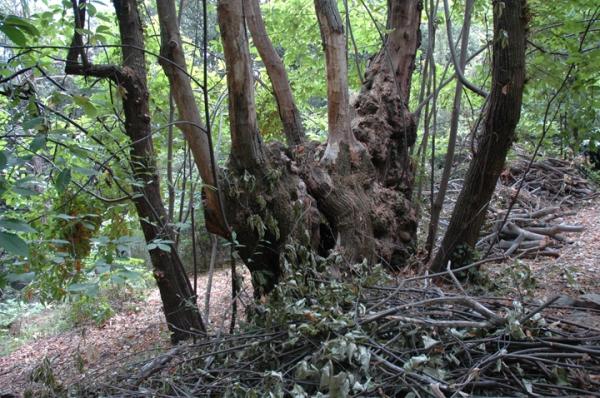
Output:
[
  {"left": 74, "top": 247, "right": 600, "bottom": 397},
  {"left": 0, "top": 271, "right": 153, "bottom": 357}
]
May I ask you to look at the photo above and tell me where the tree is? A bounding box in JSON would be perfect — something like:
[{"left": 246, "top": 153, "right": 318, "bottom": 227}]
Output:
[
  {"left": 430, "top": 0, "right": 528, "bottom": 272},
  {"left": 156, "top": 0, "right": 230, "bottom": 239},
  {"left": 425, "top": 0, "right": 475, "bottom": 258},
  {"left": 64, "top": 0, "right": 205, "bottom": 342},
  {"left": 244, "top": 0, "right": 305, "bottom": 146},
  {"left": 210, "top": 0, "right": 422, "bottom": 295}
]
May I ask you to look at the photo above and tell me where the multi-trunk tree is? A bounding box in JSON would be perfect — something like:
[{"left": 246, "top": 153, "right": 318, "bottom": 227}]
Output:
[
  {"left": 63, "top": 0, "right": 420, "bottom": 339},
  {"left": 61, "top": 0, "right": 528, "bottom": 340},
  {"left": 208, "top": 0, "right": 422, "bottom": 295}
]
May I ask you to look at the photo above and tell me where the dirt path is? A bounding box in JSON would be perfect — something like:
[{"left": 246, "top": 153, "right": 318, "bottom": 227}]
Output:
[{"left": 0, "top": 267, "right": 252, "bottom": 395}]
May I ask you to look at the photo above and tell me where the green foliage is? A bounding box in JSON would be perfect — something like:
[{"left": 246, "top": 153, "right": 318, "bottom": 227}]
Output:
[
  {"left": 521, "top": 0, "right": 600, "bottom": 154},
  {"left": 68, "top": 295, "right": 114, "bottom": 326},
  {"left": 0, "top": 13, "right": 40, "bottom": 45},
  {"left": 0, "top": 298, "right": 71, "bottom": 356},
  {"left": 0, "top": 0, "right": 598, "bottom": 366}
]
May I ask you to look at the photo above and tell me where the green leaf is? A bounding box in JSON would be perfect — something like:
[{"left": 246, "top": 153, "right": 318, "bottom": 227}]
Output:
[
  {"left": 48, "top": 239, "right": 71, "bottom": 245},
  {"left": 55, "top": 168, "right": 71, "bottom": 193},
  {"left": 67, "top": 145, "right": 92, "bottom": 158},
  {"left": 12, "top": 186, "right": 38, "bottom": 197},
  {"left": 0, "top": 218, "right": 36, "bottom": 233},
  {"left": 96, "top": 25, "right": 112, "bottom": 34},
  {"left": 22, "top": 116, "right": 44, "bottom": 130},
  {"left": 118, "top": 269, "right": 142, "bottom": 281},
  {"left": 55, "top": 214, "right": 76, "bottom": 221},
  {"left": 73, "top": 166, "right": 97, "bottom": 176},
  {"left": 29, "top": 134, "right": 47, "bottom": 152},
  {"left": 3, "top": 15, "right": 40, "bottom": 36},
  {"left": 157, "top": 243, "right": 171, "bottom": 252},
  {"left": 85, "top": 2, "right": 97, "bottom": 16},
  {"left": 72, "top": 95, "right": 98, "bottom": 117},
  {"left": 7, "top": 271, "right": 35, "bottom": 283},
  {"left": 0, "top": 25, "right": 27, "bottom": 46},
  {"left": 422, "top": 335, "right": 440, "bottom": 350},
  {"left": 403, "top": 354, "right": 429, "bottom": 371},
  {"left": 0, "top": 231, "right": 29, "bottom": 256}
]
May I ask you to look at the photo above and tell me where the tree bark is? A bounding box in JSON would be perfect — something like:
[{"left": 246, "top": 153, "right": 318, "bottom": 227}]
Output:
[
  {"left": 217, "top": 0, "right": 265, "bottom": 170},
  {"left": 216, "top": 0, "right": 309, "bottom": 296},
  {"left": 156, "top": 0, "right": 230, "bottom": 238},
  {"left": 430, "top": 0, "right": 528, "bottom": 272},
  {"left": 351, "top": 0, "right": 423, "bottom": 264},
  {"left": 314, "top": 0, "right": 364, "bottom": 165},
  {"left": 353, "top": 0, "right": 422, "bottom": 184},
  {"left": 112, "top": 0, "right": 205, "bottom": 342},
  {"left": 244, "top": 0, "right": 305, "bottom": 146},
  {"left": 66, "top": 0, "right": 206, "bottom": 343}
]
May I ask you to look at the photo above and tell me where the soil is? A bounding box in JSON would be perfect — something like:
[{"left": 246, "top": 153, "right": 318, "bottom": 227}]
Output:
[{"left": 0, "top": 266, "right": 252, "bottom": 395}]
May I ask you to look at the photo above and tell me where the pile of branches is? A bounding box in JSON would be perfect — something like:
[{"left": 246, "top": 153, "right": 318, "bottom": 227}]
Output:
[
  {"left": 480, "top": 206, "right": 584, "bottom": 258},
  {"left": 76, "top": 264, "right": 600, "bottom": 397},
  {"left": 477, "top": 155, "right": 597, "bottom": 257},
  {"left": 501, "top": 156, "right": 597, "bottom": 205}
]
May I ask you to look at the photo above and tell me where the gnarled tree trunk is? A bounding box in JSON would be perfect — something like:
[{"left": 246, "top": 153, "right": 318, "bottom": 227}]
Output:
[
  {"left": 430, "top": 0, "right": 528, "bottom": 272},
  {"left": 350, "top": 0, "right": 422, "bottom": 264},
  {"left": 214, "top": 0, "right": 422, "bottom": 295}
]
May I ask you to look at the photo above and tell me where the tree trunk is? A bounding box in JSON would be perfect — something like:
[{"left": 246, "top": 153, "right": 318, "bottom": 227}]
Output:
[
  {"left": 66, "top": 0, "right": 205, "bottom": 343},
  {"left": 112, "top": 0, "right": 205, "bottom": 342},
  {"left": 216, "top": 0, "right": 422, "bottom": 295},
  {"left": 425, "top": 0, "right": 474, "bottom": 257},
  {"left": 156, "top": 0, "right": 230, "bottom": 238},
  {"left": 314, "top": 0, "right": 364, "bottom": 165},
  {"left": 244, "top": 0, "right": 305, "bottom": 146},
  {"left": 351, "top": 0, "right": 422, "bottom": 264},
  {"left": 430, "top": 0, "right": 528, "bottom": 272},
  {"left": 217, "top": 0, "right": 266, "bottom": 170},
  {"left": 216, "top": 0, "right": 306, "bottom": 296}
]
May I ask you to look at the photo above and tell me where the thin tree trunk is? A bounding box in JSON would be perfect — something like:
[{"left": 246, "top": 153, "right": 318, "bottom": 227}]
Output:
[
  {"left": 244, "top": 0, "right": 305, "bottom": 146},
  {"left": 167, "top": 92, "right": 175, "bottom": 222},
  {"left": 442, "top": 0, "right": 487, "bottom": 98},
  {"left": 425, "top": 0, "right": 474, "bottom": 257},
  {"left": 66, "top": 0, "right": 205, "bottom": 343},
  {"left": 414, "top": 0, "right": 438, "bottom": 226},
  {"left": 156, "top": 0, "right": 230, "bottom": 238},
  {"left": 112, "top": 0, "right": 205, "bottom": 342},
  {"left": 314, "top": 0, "right": 363, "bottom": 164},
  {"left": 430, "top": 0, "right": 528, "bottom": 272},
  {"left": 204, "top": 234, "right": 218, "bottom": 322},
  {"left": 217, "top": 0, "right": 265, "bottom": 170}
]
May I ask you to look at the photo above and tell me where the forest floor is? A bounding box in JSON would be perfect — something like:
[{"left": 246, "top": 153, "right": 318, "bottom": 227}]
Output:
[
  {"left": 0, "top": 197, "right": 598, "bottom": 395},
  {"left": 0, "top": 266, "right": 253, "bottom": 395}
]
